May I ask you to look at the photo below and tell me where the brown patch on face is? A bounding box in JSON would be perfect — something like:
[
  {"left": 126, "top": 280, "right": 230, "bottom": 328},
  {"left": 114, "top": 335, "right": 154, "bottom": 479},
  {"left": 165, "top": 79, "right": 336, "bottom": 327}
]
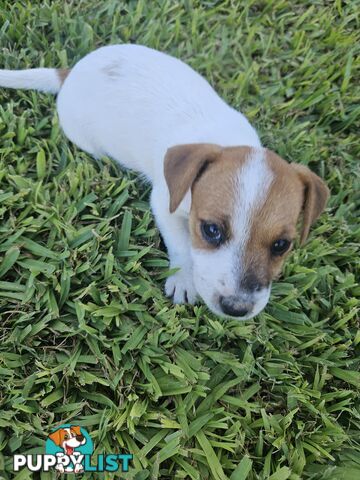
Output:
[
  {"left": 189, "top": 147, "right": 251, "bottom": 249},
  {"left": 243, "top": 149, "right": 319, "bottom": 286},
  {"left": 57, "top": 68, "right": 70, "bottom": 85}
]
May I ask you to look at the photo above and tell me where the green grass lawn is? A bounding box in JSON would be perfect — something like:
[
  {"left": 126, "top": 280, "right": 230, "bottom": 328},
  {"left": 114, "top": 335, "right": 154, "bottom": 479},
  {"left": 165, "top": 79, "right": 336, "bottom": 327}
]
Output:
[{"left": 0, "top": 1, "right": 359, "bottom": 479}]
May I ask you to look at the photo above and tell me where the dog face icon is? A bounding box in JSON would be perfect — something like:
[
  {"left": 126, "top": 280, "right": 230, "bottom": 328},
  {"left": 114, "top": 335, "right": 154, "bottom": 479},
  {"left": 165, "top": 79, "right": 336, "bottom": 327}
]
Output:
[
  {"left": 49, "top": 426, "right": 86, "bottom": 455},
  {"left": 48, "top": 426, "right": 86, "bottom": 472}
]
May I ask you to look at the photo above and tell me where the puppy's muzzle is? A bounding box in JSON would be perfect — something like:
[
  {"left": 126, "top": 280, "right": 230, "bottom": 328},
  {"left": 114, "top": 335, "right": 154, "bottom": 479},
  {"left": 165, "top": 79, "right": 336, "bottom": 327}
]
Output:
[{"left": 219, "top": 295, "right": 253, "bottom": 318}]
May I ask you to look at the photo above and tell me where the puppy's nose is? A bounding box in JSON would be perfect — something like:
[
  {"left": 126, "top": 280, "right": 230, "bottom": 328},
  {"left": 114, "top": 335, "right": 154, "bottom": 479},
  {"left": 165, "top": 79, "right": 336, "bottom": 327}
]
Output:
[
  {"left": 76, "top": 434, "right": 84, "bottom": 442},
  {"left": 219, "top": 296, "right": 252, "bottom": 317}
]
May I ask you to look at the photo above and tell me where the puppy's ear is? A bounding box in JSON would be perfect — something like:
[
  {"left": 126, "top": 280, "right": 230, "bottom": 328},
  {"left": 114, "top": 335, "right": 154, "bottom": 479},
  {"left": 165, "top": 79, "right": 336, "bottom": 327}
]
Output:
[
  {"left": 164, "top": 143, "right": 221, "bottom": 213},
  {"left": 49, "top": 429, "right": 62, "bottom": 446},
  {"left": 71, "top": 426, "right": 82, "bottom": 436},
  {"left": 292, "top": 164, "right": 330, "bottom": 244}
]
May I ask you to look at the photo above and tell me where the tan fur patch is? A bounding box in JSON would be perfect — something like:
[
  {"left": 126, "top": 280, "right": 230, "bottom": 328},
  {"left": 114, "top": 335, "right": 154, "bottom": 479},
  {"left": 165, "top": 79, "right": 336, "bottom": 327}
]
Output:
[
  {"left": 164, "top": 143, "right": 222, "bottom": 213},
  {"left": 189, "top": 147, "right": 251, "bottom": 249},
  {"left": 291, "top": 163, "right": 330, "bottom": 243},
  {"left": 57, "top": 68, "right": 70, "bottom": 85},
  {"left": 243, "top": 150, "right": 305, "bottom": 285}
]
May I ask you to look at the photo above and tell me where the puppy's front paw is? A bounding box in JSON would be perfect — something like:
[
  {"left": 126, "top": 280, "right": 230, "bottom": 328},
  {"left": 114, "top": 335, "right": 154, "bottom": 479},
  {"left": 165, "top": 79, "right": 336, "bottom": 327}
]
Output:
[{"left": 165, "top": 270, "right": 198, "bottom": 305}]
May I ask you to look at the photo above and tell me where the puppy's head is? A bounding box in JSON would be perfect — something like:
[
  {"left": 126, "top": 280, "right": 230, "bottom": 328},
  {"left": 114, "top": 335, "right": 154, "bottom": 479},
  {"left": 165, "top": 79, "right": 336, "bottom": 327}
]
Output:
[
  {"left": 164, "top": 144, "right": 329, "bottom": 319},
  {"left": 49, "top": 426, "right": 86, "bottom": 454}
]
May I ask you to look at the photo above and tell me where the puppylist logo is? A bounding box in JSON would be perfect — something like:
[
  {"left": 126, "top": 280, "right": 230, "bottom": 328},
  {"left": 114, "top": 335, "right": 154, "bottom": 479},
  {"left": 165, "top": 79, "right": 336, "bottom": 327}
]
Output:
[{"left": 13, "top": 424, "right": 133, "bottom": 474}]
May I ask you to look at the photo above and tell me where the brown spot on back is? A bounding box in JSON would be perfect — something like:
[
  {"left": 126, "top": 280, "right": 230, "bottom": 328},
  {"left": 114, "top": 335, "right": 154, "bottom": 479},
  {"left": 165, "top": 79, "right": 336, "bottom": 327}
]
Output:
[{"left": 102, "top": 62, "right": 121, "bottom": 79}]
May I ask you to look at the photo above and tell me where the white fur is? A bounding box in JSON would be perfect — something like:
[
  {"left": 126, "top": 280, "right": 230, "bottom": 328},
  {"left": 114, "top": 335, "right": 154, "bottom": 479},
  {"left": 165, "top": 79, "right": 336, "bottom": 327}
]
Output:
[
  {"left": 55, "top": 45, "right": 261, "bottom": 174},
  {"left": 0, "top": 44, "right": 269, "bottom": 319},
  {"left": 233, "top": 149, "right": 274, "bottom": 251},
  {"left": 0, "top": 68, "right": 61, "bottom": 93}
]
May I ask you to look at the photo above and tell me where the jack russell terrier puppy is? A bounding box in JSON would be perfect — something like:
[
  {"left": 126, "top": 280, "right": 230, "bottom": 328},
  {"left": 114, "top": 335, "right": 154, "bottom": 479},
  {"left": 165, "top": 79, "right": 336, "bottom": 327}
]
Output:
[{"left": 0, "top": 44, "right": 329, "bottom": 320}]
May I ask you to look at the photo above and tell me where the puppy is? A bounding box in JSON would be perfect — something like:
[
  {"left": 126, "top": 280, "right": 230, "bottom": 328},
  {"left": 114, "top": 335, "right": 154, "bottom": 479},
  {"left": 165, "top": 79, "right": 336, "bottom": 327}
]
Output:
[
  {"left": 49, "top": 426, "right": 86, "bottom": 473},
  {"left": 0, "top": 44, "right": 329, "bottom": 319}
]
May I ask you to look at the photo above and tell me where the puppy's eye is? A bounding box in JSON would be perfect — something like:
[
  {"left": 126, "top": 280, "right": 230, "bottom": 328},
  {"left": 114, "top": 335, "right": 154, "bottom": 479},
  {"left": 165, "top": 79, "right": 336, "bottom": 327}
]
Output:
[
  {"left": 201, "top": 222, "right": 224, "bottom": 246},
  {"left": 64, "top": 434, "right": 69, "bottom": 440},
  {"left": 271, "top": 239, "right": 291, "bottom": 256}
]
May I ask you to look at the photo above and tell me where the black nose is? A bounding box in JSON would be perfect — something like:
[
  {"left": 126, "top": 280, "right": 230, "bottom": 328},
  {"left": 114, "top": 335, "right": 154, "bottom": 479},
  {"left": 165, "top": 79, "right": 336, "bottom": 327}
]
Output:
[
  {"left": 76, "top": 434, "right": 84, "bottom": 442},
  {"left": 219, "top": 296, "right": 251, "bottom": 317}
]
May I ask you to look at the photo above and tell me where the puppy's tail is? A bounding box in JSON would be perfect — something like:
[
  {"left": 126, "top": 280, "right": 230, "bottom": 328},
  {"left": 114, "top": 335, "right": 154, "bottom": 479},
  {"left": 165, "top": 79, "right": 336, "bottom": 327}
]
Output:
[{"left": 0, "top": 67, "right": 70, "bottom": 94}]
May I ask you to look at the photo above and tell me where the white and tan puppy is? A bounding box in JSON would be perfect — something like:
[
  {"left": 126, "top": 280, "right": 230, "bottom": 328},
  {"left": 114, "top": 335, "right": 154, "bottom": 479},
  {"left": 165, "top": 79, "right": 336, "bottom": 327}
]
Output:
[{"left": 0, "top": 44, "right": 329, "bottom": 319}]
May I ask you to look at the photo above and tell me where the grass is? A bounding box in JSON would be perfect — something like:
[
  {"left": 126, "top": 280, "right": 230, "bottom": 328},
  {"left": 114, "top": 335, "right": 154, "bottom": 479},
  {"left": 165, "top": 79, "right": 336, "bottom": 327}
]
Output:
[{"left": 0, "top": 0, "right": 359, "bottom": 479}]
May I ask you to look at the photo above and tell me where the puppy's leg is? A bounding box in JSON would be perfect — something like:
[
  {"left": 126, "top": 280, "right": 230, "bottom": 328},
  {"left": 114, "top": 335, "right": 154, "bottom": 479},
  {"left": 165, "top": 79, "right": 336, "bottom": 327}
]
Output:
[{"left": 151, "top": 187, "right": 198, "bottom": 304}]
